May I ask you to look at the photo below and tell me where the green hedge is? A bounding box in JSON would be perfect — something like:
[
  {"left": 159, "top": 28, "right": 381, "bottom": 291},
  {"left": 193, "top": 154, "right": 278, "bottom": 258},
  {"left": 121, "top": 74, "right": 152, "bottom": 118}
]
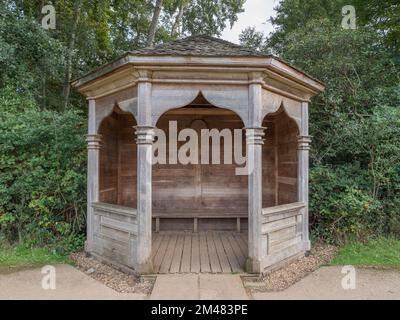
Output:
[{"left": 0, "top": 104, "right": 87, "bottom": 253}]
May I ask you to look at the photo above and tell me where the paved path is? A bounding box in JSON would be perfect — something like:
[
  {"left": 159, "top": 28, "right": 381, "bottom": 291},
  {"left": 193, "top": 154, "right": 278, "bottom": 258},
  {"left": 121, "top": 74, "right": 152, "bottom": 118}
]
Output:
[
  {"left": 1, "top": 265, "right": 400, "bottom": 300},
  {"left": 150, "top": 274, "right": 249, "bottom": 300},
  {"left": 0, "top": 264, "right": 146, "bottom": 300},
  {"left": 253, "top": 266, "right": 400, "bottom": 300}
]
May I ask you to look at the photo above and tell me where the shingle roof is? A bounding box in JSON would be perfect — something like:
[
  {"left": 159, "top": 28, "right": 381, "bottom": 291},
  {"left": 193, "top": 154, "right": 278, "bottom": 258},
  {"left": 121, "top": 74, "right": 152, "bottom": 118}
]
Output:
[{"left": 128, "top": 35, "right": 267, "bottom": 57}]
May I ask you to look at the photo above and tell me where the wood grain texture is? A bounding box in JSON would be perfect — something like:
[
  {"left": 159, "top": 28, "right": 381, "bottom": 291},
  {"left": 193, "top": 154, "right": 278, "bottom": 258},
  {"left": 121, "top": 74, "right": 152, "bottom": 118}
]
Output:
[
  {"left": 152, "top": 231, "right": 247, "bottom": 273},
  {"left": 99, "top": 110, "right": 137, "bottom": 207},
  {"left": 262, "top": 109, "right": 299, "bottom": 207}
]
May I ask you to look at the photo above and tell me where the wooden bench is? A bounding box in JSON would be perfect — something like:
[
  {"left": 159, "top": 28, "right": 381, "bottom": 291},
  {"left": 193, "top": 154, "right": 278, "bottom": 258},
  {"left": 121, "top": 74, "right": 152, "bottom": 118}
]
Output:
[{"left": 153, "top": 212, "right": 247, "bottom": 233}]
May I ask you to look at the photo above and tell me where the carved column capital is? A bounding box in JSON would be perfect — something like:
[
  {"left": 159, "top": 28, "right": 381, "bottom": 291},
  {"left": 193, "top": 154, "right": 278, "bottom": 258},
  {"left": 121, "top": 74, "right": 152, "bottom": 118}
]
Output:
[
  {"left": 136, "top": 70, "right": 153, "bottom": 83},
  {"left": 245, "top": 127, "right": 266, "bottom": 145},
  {"left": 86, "top": 134, "right": 102, "bottom": 150},
  {"left": 135, "top": 126, "right": 155, "bottom": 144},
  {"left": 298, "top": 135, "right": 312, "bottom": 150}
]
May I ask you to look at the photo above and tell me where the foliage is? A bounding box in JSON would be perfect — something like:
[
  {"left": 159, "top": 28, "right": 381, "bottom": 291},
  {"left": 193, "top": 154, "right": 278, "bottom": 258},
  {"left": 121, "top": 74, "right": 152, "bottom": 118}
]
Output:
[
  {"left": 330, "top": 237, "right": 400, "bottom": 267},
  {"left": 0, "top": 94, "right": 87, "bottom": 252},
  {"left": 0, "top": 3, "right": 65, "bottom": 110},
  {"left": 241, "top": 1, "right": 400, "bottom": 243},
  {"left": 239, "top": 27, "right": 265, "bottom": 50},
  {"left": 281, "top": 21, "right": 400, "bottom": 243},
  {"left": 0, "top": 243, "right": 70, "bottom": 273},
  {"left": 0, "top": 0, "right": 245, "bottom": 253}
]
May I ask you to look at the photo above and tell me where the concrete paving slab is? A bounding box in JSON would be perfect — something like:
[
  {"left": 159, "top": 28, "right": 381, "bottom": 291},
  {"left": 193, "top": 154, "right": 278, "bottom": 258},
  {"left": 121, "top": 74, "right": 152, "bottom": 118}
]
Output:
[
  {"left": 253, "top": 266, "right": 400, "bottom": 300},
  {"left": 150, "top": 274, "right": 199, "bottom": 300},
  {"left": 0, "top": 264, "right": 147, "bottom": 300},
  {"left": 150, "top": 274, "right": 249, "bottom": 300},
  {"left": 199, "top": 274, "right": 249, "bottom": 300}
]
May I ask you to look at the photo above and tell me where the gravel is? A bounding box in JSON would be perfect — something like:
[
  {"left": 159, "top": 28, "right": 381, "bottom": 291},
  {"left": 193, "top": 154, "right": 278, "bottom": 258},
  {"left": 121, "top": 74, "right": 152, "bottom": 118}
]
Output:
[
  {"left": 70, "top": 252, "right": 154, "bottom": 294},
  {"left": 244, "top": 244, "right": 338, "bottom": 292}
]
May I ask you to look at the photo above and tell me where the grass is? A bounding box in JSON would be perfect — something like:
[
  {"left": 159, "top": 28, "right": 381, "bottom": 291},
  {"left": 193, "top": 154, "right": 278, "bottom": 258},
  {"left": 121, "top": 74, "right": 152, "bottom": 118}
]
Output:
[
  {"left": 0, "top": 244, "right": 71, "bottom": 274},
  {"left": 330, "top": 237, "right": 400, "bottom": 268}
]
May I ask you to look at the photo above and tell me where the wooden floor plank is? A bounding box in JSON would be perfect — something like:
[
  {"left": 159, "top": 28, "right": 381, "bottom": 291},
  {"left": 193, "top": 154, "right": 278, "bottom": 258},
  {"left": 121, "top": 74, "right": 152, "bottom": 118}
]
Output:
[
  {"left": 169, "top": 233, "right": 184, "bottom": 273},
  {"left": 199, "top": 233, "right": 211, "bottom": 272},
  {"left": 153, "top": 234, "right": 169, "bottom": 273},
  {"left": 234, "top": 233, "right": 248, "bottom": 257},
  {"left": 152, "top": 231, "right": 247, "bottom": 274},
  {"left": 151, "top": 234, "right": 162, "bottom": 259},
  {"left": 159, "top": 234, "right": 178, "bottom": 273},
  {"left": 206, "top": 233, "right": 222, "bottom": 273},
  {"left": 213, "top": 233, "right": 232, "bottom": 273},
  {"left": 227, "top": 234, "right": 246, "bottom": 268},
  {"left": 180, "top": 234, "right": 192, "bottom": 272},
  {"left": 221, "top": 234, "right": 242, "bottom": 272},
  {"left": 190, "top": 233, "right": 200, "bottom": 273}
]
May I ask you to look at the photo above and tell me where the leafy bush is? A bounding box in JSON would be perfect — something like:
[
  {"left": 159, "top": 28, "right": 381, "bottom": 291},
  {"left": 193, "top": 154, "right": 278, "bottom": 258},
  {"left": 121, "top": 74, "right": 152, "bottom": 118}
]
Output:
[
  {"left": 310, "top": 164, "right": 383, "bottom": 243},
  {"left": 0, "top": 97, "right": 87, "bottom": 253},
  {"left": 281, "top": 21, "right": 400, "bottom": 243}
]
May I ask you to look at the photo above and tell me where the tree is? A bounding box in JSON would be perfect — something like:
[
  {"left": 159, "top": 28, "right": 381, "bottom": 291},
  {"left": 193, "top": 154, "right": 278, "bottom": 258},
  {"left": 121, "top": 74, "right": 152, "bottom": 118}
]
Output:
[
  {"left": 148, "top": 0, "right": 164, "bottom": 46},
  {"left": 239, "top": 27, "right": 265, "bottom": 51},
  {"left": 62, "top": 0, "right": 83, "bottom": 110}
]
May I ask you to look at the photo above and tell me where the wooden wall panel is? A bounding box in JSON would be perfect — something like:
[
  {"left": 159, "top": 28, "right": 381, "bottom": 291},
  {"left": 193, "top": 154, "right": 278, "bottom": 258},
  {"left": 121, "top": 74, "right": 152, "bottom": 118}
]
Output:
[
  {"left": 153, "top": 108, "right": 248, "bottom": 217},
  {"left": 99, "top": 115, "right": 119, "bottom": 204},
  {"left": 99, "top": 110, "right": 137, "bottom": 207},
  {"left": 262, "top": 110, "right": 299, "bottom": 207},
  {"left": 276, "top": 112, "right": 298, "bottom": 205},
  {"left": 262, "top": 121, "right": 276, "bottom": 207}
]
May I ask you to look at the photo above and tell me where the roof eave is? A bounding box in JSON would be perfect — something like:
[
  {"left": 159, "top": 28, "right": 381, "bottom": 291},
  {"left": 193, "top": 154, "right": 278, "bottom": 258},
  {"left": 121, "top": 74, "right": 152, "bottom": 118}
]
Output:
[{"left": 71, "top": 54, "right": 325, "bottom": 96}]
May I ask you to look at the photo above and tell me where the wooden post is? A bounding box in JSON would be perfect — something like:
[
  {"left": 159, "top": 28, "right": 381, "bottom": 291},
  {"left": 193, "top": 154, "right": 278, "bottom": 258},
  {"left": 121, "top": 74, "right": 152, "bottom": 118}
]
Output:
[
  {"left": 86, "top": 99, "right": 101, "bottom": 254},
  {"left": 246, "top": 127, "right": 265, "bottom": 273},
  {"left": 246, "top": 72, "right": 265, "bottom": 274},
  {"left": 135, "top": 70, "right": 154, "bottom": 273},
  {"left": 298, "top": 102, "right": 311, "bottom": 252},
  {"left": 135, "top": 126, "right": 154, "bottom": 273}
]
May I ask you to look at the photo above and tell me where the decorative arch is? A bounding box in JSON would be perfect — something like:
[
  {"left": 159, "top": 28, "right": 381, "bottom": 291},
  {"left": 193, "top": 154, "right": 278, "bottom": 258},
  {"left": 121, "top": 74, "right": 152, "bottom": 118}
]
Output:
[
  {"left": 151, "top": 89, "right": 248, "bottom": 126},
  {"left": 261, "top": 90, "right": 302, "bottom": 130},
  {"left": 95, "top": 88, "right": 138, "bottom": 134}
]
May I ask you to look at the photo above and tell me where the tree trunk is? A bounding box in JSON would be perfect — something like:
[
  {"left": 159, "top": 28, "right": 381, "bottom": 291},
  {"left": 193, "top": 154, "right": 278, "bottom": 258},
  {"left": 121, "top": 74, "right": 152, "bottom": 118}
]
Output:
[
  {"left": 147, "top": 0, "right": 163, "bottom": 47},
  {"left": 62, "top": 0, "right": 83, "bottom": 111},
  {"left": 171, "top": 1, "right": 187, "bottom": 37}
]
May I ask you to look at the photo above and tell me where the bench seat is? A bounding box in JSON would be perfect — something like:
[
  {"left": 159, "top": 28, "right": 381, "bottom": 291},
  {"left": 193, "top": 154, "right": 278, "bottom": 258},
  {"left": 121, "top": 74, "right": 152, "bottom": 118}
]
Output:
[{"left": 152, "top": 212, "right": 247, "bottom": 232}]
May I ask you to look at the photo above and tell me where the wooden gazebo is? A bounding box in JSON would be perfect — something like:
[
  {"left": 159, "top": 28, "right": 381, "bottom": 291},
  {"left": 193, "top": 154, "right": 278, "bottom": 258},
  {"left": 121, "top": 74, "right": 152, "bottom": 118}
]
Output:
[{"left": 72, "top": 35, "right": 324, "bottom": 274}]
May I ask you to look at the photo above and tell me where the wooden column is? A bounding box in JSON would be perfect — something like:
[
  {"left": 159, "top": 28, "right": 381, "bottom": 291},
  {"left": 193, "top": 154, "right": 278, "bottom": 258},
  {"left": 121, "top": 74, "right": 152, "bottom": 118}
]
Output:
[
  {"left": 246, "top": 127, "right": 265, "bottom": 273},
  {"left": 86, "top": 99, "right": 101, "bottom": 253},
  {"left": 135, "top": 70, "right": 154, "bottom": 273},
  {"left": 246, "top": 72, "right": 265, "bottom": 273},
  {"left": 298, "top": 102, "right": 311, "bottom": 251}
]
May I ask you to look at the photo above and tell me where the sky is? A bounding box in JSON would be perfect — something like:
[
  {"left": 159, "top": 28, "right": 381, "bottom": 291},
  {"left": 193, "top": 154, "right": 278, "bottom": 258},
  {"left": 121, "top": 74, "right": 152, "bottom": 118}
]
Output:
[{"left": 221, "top": 0, "right": 279, "bottom": 44}]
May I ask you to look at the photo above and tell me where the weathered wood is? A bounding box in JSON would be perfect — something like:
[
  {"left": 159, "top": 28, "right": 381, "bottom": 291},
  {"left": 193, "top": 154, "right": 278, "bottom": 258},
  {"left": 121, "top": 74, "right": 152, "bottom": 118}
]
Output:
[
  {"left": 190, "top": 233, "right": 200, "bottom": 273},
  {"left": 152, "top": 231, "right": 247, "bottom": 273},
  {"left": 206, "top": 233, "right": 222, "bottom": 273},
  {"left": 214, "top": 234, "right": 231, "bottom": 273},
  {"left": 199, "top": 233, "right": 211, "bottom": 272},
  {"left": 79, "top": 40, "right": 324, "bottom": 274},
  {"left": 159, "top": 233, "right": 178, "bottom": 273},
  {"left": 180, "top": 234, "right": 192, "bottom": 272},
  {"left": 153, "top": 111, "right": 248, "bottom": 224},
  {"left": 227, "top": 234, "right": 246, "bottom": 267},
  {"left": 220, "top": 234, "right": 241, "bottom": 272},
  {"left": 153, "top": 234, "right": 168, "bottom": 273}
]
